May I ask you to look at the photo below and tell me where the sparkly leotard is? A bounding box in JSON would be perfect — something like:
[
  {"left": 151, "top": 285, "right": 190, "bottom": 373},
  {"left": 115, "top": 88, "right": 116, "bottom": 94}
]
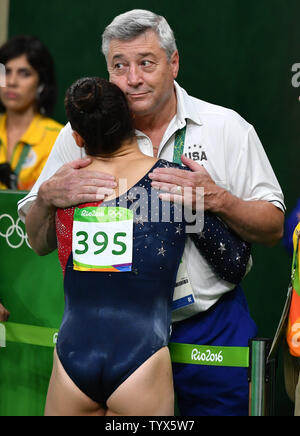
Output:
[{"left": 55, "top": 159, "right": 250, "bottom": 406}]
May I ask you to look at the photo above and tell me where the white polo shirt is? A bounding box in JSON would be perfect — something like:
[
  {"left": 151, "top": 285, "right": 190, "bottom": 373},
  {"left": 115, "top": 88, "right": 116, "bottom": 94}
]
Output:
[{"left": 18, "top": 82, "right": 285, "bottom": 321}]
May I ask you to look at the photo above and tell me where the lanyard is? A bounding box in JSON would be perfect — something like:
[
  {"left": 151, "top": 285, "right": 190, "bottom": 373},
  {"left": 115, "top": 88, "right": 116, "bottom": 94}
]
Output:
[
  {"left": 13, "top": 143, "right": 31, "bottom": 178},
  {"left": 173, "top": 125, "right": 186, "bottom": 165},
  {"left": 0, "top": 138, "right": 31, "bottom": 178}
]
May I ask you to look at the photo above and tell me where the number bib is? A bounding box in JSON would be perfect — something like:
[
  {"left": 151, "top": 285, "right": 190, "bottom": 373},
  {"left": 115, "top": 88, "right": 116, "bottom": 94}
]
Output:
[{"left": 72, "top": 206, "right": 133, "bottom": 272}]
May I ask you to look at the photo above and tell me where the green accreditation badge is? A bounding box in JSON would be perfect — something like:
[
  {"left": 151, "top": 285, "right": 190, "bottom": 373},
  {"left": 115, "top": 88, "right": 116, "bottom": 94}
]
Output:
[{"left": 72, "top": 206, "right": 134, "bottom": 272}]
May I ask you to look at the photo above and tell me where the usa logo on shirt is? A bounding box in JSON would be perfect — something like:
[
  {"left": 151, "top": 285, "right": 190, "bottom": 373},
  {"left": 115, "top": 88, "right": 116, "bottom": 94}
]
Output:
[{"left": 184, "top": 144, "right": 207, "bottom": 162}]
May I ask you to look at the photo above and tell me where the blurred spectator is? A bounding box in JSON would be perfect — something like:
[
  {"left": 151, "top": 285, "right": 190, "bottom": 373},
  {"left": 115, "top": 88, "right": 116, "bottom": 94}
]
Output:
[
  {"left": 0, "top": 35, "right": 63, "bottom": 190},
  {"left": 283, "top": 222, "right": 300, "bottom": 416},
  {"left": 283, "top": 199, "right": 300, "bottom": 256}
]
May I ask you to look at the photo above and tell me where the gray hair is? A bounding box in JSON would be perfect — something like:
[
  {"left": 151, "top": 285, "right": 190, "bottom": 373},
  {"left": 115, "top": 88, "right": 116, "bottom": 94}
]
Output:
[{"left": 101, "top": 9, "right": 177, "bottom": 62}]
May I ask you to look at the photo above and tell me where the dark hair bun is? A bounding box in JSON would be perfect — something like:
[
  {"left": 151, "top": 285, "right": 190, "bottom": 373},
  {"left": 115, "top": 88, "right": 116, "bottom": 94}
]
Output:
[
  {"left": 71, "top": 77, "right": 101, "bottom": 114},
  {"left": 64, "top": 76, "right": 135, "bottom": 156}
]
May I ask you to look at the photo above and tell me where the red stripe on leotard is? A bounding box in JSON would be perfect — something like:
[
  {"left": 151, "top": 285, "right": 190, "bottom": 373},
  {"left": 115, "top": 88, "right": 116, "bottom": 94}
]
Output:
[{"left": 56, "top": 202, "right": 103, "bottom": 276}]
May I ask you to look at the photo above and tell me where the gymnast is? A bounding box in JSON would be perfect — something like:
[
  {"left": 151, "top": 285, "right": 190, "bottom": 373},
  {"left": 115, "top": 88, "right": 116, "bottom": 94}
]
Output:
[{"left": 42, "top": 77, "right": 251, "bottom": 416}]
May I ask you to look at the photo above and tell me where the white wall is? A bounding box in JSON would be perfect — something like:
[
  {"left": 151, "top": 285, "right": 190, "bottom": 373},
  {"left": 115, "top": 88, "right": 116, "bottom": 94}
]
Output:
[{"left": 0, "top": 0, "right": 10, "bottom": 46}]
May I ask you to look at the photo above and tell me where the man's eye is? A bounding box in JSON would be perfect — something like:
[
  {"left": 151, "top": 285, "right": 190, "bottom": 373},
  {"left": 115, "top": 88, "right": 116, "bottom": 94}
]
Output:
[
  {"left": 140, "top": 60, "right": 156, "bottom": 71},
  {"left": 141, "top": 60, "right": 152, "bottom": 67},
  {"left": 114, "top": 63, "right": 124, "bottom": 69}
]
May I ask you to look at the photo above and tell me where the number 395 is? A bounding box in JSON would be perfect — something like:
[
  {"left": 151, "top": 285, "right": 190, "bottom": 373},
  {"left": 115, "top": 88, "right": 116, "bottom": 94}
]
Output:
[{"left": 75, "top": 231, "right": 127, "bottom": 256}]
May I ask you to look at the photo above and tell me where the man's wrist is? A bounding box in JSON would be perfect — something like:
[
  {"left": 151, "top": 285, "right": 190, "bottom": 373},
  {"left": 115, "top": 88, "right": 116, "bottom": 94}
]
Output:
[
  {"left": 36, "top": 180, "right": 57, "bottom": 214},
  {"left": 208, "top": 186, "right": 233, "bottom": 214}
]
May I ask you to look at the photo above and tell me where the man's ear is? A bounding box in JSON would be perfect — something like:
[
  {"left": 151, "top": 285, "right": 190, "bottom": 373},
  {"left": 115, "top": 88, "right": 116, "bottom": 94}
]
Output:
[
  {"left": 72, "top": 131, "right": 85, "bottom": 148},
  {"left": 170, "top": 50, "right": 179, "bottom": 79}
]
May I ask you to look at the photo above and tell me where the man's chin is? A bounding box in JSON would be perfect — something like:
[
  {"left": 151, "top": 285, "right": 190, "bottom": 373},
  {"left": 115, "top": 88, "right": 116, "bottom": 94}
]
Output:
[{"left": 129, "top": 101, "right": 155, "bottom": 117}]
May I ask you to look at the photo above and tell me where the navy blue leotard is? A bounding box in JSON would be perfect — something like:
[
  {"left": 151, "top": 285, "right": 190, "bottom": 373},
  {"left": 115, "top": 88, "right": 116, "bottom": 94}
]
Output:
[{"left": 55, "top": 159, "right": 250, "bottom": 407}]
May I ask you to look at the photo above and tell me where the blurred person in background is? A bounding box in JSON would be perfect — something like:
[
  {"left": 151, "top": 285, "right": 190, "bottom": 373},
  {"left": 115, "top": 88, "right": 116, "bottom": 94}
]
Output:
[
  {"left": 283, "top": 222, "right": 300, "bottom": 416},
  {"left": 283, "top": 198, "right": 300, "bottom": 256},
  {"left": 0, "top": 36, "right": 62, "bottom": 322},
  {"left": 0, "top": 35, "right": 62, "bottom": 190},
  {"left": 282, "top": 197, "right": 300, "bottom": 415}
]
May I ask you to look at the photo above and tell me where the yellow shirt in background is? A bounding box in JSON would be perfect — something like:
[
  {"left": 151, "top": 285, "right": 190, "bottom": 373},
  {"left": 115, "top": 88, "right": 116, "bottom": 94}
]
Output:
[
  {"left": 293, "top": 222, "right": 300, "bottom": 287},
  {"left": 0, "top": 113, "right": 63, "bottom": 190}
]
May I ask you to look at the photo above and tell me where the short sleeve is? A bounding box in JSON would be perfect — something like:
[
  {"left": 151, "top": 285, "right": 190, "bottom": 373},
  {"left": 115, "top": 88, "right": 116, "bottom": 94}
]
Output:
[
  {"left": 18, "top": 123, "right": 83, "bottom": 222},
  {"left": 228, "top": 125, "right": 285, "bottom": 212}
]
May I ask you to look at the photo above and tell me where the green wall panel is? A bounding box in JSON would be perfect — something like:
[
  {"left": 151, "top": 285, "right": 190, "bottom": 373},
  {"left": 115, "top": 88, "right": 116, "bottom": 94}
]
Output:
[{"left": 0, "top": 191, "right": 64, "bottom": 416}]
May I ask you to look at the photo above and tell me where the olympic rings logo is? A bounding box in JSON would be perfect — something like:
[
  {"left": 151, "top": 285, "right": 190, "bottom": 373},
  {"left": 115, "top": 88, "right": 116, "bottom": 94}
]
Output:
[
  {"left": 108, "top": 209, "right": 125, "bottom": 219},
  {"left": 0, "top": 214, "right": 31, "bottom": 249}
]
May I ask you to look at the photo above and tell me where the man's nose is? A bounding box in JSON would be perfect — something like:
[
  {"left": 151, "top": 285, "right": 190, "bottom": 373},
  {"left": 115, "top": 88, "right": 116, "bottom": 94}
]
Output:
[{"left": 127, "top": 64, "right": 143, "bottom": 87}]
